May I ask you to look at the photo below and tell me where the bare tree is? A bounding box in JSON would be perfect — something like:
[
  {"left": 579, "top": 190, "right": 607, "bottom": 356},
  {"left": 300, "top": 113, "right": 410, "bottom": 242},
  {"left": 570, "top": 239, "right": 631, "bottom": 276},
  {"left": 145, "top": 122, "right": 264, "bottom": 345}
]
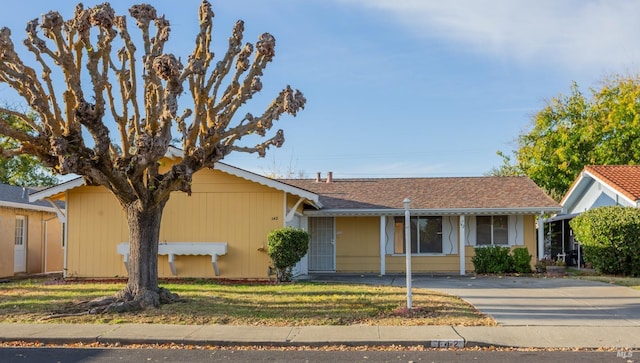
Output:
[{"left": 0, "top": 1, "right": 305, "bottom": 311}]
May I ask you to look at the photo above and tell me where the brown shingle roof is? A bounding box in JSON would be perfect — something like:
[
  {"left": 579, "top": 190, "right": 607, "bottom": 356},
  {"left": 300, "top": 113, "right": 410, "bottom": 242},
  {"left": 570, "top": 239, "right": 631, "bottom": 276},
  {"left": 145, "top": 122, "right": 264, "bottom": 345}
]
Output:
[
  {"left": 585, "top": 165, "right": 640, "bottom": 201},
  {"left": 281, "top": 176, "right": 559, "bottom": 211}
]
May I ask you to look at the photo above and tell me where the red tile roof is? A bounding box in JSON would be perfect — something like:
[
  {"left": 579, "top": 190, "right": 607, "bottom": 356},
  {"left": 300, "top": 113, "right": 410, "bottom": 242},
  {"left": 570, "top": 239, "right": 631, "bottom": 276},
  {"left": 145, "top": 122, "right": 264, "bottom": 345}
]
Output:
[
  {"left": 281, "top": 176, "right": 559, "bottom": 211},
  {"left": 585, "top": 165, "right": 640, "bottom": 201}
]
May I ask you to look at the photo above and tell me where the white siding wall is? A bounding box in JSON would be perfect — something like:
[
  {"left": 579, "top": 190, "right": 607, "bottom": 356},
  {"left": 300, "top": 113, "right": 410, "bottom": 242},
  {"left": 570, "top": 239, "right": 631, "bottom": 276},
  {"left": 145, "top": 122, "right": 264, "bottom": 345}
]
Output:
[{"left": 568, "top": 180, "right": 633, "bottom": 214}]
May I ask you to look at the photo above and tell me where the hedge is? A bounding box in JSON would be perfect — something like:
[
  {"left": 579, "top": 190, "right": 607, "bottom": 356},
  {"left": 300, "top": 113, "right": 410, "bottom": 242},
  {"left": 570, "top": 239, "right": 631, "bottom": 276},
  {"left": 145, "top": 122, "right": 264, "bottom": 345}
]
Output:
[{"left": 570, "top": 206, "right": 640, "bottom": 276}]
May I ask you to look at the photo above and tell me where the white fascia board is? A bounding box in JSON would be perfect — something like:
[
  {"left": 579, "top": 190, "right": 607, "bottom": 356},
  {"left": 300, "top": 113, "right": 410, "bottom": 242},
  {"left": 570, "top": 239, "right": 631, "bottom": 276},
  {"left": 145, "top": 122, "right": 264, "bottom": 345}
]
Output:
[
  {"left": 213, "top": 162, "right": 322, "bottom": 208},
  {"left": 563, "top": 169, "right": 638, "bottom": 209},
  {"left": 29, "top": 177, "right": 85, "bottom": 202},
  {"left": 0, "top": 201, "right": 59, "bottom": 213},
  {"left": 560, "top": 171, "right": 588, "bottom": 208},
  {"left": 303, "top": 207, "right": 562, "bottom": 217},
  {"left": 584, "top": 170, "right": 637, "bottom": 206},
  {"left": 155, "top": 147, "right": 322, "bottom": 207}
]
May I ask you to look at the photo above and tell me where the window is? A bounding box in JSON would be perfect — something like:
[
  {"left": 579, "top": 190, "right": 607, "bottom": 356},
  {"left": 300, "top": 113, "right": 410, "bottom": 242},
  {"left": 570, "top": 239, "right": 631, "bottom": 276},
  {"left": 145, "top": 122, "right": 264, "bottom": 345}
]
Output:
[
  {"left": 476, "top": 215, "right": 508, "bottom": 246},
  {"left": 394, "top": 216, "right": 442, "bottom": 254},
  {"left": 15, "top": 216, "right": 26, "bottom": 246}
]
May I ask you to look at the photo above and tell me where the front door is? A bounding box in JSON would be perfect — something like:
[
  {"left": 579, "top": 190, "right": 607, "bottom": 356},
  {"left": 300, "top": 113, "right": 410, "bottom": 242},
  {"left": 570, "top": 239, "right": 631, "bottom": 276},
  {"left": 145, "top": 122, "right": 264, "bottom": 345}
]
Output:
[
  {"left": 308, "top": 217, "right": 335, "bottom": 272},
  {"left": 14, "top": 216, "right": 27, "bottom": 273}
]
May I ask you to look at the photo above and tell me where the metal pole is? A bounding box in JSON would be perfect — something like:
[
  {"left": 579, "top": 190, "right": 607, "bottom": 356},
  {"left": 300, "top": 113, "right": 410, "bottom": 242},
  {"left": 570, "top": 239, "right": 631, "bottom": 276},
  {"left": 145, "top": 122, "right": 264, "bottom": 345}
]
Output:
[{"left": 403, "top": 198, "right": 412, "bottom": 310}]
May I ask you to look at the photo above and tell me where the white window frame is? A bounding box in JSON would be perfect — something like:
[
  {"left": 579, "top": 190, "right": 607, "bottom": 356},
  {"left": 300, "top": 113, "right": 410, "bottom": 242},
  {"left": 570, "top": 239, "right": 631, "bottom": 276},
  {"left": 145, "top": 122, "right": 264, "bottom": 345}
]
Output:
[
  {"left": 15, "top": 215, "right": 26, "bottom": 246},
  {"left": 393, "top": 216, "right": 443, "bottom": 255},
  {"left": 475, "top": 215, "right": 509, "bottom": 246}
]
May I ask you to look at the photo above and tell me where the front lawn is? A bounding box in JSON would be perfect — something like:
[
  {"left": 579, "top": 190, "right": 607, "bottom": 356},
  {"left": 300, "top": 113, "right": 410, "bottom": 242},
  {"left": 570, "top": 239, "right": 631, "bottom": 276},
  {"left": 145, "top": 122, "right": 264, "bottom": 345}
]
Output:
[
  {"left": 567, "top": 270, "right": 640, "bottom": 290},
  {"left": 0, "top": 278, "right": 494, "bottom": 326}
]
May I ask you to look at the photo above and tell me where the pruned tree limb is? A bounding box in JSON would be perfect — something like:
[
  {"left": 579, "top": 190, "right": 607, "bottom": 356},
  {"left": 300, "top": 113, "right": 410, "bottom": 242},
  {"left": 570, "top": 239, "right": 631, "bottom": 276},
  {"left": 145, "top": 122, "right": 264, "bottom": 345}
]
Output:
[{"left": 0, "top": 1, "right": 306, "bottom": 309}]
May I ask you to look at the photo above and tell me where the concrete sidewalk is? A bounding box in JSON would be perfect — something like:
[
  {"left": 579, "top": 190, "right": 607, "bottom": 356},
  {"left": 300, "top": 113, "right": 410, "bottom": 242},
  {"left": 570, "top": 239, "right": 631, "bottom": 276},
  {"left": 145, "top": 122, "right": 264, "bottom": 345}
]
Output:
[{"left": 1, "top": 323, "right": 639, "bottom": 349}]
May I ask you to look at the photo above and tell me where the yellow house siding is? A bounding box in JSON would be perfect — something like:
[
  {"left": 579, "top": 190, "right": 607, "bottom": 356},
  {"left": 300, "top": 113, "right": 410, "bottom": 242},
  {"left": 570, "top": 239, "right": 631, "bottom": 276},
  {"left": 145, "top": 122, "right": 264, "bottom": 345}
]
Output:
[
  {"left": 66, "top": 168, "right": 283, "bottom": 278},
  {"left": 44, "top": 218, "right": 63, "bottom": 272},
  {"left": 522, "top": 215, "right": 537, "bottom": 258},
  {"left": 385, "top": 254, "right": 475, "bottom": 273},
  {"left": 160, "top": 191, "right": 282, "bottom": 278},
  {"left": 66, "top": 187, "right": 128, "bottom": 278},
  {"left": 335, "top": 217, "right": 380, "bottom": 272},
  {"left": 25, "top": 215, "right": 43, "bottom": 273},
  {"left": 0, "top": 207, "right": 62, "bottom": 277},
  {"left": 522, "top": 215, "right": 539, "bottom": 268},
  {"left": 0, "top": 208, "right": 13, "bottom": 276},
  {"left": 329, "top": 214, "right": 540, "bottom": 274}
]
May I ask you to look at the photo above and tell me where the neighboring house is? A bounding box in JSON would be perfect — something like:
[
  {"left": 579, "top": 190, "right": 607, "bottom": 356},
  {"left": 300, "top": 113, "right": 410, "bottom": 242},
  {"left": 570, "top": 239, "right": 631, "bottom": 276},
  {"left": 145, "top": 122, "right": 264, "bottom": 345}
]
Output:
[
  {"left": 30, "top": 148, "right": 560, "bottom": 279},
  {"left": 563, "top": 165, "right": 640, "bottom": 213},
  {"left": 547, "top": 165, "right": 640, "bottom": 265},
  {"left": 0, "top": 183, "right": 64, "bottom": 277}
]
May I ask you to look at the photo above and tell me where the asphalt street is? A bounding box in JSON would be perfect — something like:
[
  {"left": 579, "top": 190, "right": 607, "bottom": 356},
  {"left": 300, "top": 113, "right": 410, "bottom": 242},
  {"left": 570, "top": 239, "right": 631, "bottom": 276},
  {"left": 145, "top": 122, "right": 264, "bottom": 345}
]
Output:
[{"left": 0, "top": 347, "right": 627, "bottom": 363}]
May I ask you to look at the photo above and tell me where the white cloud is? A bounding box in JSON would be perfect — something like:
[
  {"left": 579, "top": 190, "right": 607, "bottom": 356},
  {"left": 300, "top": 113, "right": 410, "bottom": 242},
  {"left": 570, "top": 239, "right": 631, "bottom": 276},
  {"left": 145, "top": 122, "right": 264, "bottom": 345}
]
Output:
[{"left": 338, "top": 0, "right": 640, "bottom": 71}]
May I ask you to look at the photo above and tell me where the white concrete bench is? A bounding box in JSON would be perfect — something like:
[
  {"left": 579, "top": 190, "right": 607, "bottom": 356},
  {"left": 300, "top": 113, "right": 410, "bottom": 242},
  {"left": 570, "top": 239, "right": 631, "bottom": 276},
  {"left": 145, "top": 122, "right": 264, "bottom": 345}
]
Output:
[{"left": 117, "top": 242, "right": 228, "bottom": 276}]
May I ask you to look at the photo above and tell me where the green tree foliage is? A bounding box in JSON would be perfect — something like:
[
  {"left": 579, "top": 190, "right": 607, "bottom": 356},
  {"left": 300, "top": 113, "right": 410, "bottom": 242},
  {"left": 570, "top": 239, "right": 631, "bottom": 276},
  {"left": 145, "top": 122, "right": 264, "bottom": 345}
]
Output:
[
  {"left": 267, "top": 227, "right": 310, "bottom": 282},
  {"left": 570, "top": 206, "right": 640, "bottom": 276},
  {"left": 497, "top": 75, "right": 640, "bottom": 199},
  {"left": 485, "top": 151, "right": 524, "bottom": 177},
  {"left": 0, "top": 112, "right": 57, "bottom": 186}
]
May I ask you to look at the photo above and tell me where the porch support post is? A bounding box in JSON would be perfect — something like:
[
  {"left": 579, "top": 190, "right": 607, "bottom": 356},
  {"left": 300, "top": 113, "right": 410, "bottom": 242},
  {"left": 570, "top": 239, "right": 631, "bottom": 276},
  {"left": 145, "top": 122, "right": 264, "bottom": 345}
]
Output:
[
  {"left": 379, "top": 216, "right": 386, "bottom": 275},
  {"left": 538, "top": 212, "right": 545, "bottom": 260},
  {"left": 459, "top": 215, "right": 466, "bottom": 275}
]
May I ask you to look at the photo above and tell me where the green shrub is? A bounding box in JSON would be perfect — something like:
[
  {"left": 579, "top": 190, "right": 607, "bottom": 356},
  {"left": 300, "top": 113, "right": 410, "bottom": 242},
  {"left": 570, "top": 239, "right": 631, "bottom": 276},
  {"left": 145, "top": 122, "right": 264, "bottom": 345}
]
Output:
[
  {"left": 570, "top": 206, "right": 640, "bottom": 276},
  {"left": 267, "top": 227, "right": 310, "bottom": 282},
  {"left": 472, "top": 246, "right": 513, "bottom": 274},
  {"left": 511, "top": 247, "right": 532, "bottom": 273}
]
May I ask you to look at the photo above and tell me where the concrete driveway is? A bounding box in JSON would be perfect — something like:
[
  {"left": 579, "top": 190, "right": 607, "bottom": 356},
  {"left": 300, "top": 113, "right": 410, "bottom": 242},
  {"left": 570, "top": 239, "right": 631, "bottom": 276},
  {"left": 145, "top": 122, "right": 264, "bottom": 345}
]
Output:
[{"left": 304, "top": 274, "right": 640, "bottom": 326}]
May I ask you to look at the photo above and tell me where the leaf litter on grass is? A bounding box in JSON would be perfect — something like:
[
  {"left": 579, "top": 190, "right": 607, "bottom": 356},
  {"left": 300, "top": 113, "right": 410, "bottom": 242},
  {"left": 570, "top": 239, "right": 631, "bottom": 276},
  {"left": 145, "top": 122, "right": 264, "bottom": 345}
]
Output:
[{"left": 0, "top": 277, "right": 495, "bottom": 326}]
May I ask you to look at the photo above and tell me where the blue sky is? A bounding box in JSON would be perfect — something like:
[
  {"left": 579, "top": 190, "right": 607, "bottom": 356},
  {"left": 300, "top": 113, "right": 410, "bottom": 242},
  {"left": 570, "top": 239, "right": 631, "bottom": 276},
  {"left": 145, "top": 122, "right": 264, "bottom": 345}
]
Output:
[{"left": 1, "top": 1, "right": 640, "bottom": 179}]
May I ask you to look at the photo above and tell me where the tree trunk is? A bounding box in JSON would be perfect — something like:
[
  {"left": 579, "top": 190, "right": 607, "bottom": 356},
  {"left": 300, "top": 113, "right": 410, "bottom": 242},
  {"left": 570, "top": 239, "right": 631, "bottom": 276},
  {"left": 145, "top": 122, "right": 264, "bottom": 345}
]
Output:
[{"left": 113, "top": 199, "right": 178, "bottom": 309}]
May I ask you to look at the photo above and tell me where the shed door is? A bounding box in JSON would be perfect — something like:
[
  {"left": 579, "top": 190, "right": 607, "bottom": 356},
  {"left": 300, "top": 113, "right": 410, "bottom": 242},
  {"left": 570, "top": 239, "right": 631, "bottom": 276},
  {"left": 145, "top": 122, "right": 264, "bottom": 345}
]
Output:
[
  {"left": 14, "top": 216, "right": 27, "bottom": 273},
  {"left": 308, "top": 217, "right": 335, "bottom": 272}
]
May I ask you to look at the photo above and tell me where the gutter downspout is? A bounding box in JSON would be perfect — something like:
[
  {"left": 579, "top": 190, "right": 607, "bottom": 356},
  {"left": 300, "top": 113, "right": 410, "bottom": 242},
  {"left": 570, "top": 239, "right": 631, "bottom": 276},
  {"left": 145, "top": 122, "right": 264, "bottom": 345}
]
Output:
[
  {"left": 41, "top": 214, "right": 46, "bottom": 273},
  {"left": 53, "top": 193, "right": 69, "bottom": 278}
]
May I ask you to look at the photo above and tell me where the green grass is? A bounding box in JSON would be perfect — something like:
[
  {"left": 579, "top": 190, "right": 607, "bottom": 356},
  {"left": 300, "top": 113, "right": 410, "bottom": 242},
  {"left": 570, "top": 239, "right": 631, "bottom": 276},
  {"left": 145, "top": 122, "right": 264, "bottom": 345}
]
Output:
[
  {"left": 567, "top": 269, "right": 640, "bottom": 290},
  {"left": 0, "top": 278, "right": 494, "bottom": 326}
]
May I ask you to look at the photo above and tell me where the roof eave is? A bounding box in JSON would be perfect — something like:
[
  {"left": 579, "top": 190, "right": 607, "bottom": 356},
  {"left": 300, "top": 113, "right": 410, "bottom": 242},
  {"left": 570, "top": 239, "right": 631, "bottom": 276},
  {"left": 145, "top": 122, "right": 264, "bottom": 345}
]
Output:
[
  {"left": 565, "top": 169, "right": 638, "bottom": 208},
  {"left": 0, "top": 200, "right": 60, "bottom": 213},
  {"left": 29, "top": 177, "right": 85, "bottom": 202},
  {"left": 303, "top": 207, "right": 562, "bottom": 217},
  {"left": 213, "top": 163, "right": 322, "bottom": 208}
]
